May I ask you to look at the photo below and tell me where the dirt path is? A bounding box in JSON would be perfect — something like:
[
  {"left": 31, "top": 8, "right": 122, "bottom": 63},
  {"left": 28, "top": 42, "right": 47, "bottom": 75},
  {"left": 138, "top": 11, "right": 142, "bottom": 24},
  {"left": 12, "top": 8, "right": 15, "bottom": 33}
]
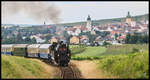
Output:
[
  {"left": 71, "top": 60, "right": 117, "bottom": 79},
  {"left": 37, "top": 59, "right": 118, "bottom": 79}
]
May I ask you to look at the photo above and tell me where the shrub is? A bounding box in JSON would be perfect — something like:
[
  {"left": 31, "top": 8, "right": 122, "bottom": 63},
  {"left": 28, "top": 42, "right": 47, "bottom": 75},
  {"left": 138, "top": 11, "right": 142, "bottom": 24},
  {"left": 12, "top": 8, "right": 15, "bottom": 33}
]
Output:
[{"left": 132, "top": 48, "right": 139, "bottom": 53}]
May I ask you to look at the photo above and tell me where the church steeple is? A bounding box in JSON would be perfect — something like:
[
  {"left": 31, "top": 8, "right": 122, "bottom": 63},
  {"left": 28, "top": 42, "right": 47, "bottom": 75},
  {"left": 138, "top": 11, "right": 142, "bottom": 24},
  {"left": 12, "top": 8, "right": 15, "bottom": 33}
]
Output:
[
  {"left": 87, "top": 15, "right": 91, "bottom": 21},
  {"left": 44, "top": 21, "right": 46, "bottom": 25},
  {"left": 125, "top": 11, "right": 132, "bottom": 24},
  {"left": 126, "top": 11, "right": 131, "bottom": 18},
  {"left": 86, "top": 15, "right": 92, "bottom": 31}
]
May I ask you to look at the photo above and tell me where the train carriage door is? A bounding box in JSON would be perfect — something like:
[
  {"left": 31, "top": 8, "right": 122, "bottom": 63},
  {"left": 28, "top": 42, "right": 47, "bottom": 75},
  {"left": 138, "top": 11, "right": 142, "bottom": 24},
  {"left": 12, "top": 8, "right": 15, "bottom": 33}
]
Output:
[{"left": 25, "top": 47, "right": 28, "bottom": 57}]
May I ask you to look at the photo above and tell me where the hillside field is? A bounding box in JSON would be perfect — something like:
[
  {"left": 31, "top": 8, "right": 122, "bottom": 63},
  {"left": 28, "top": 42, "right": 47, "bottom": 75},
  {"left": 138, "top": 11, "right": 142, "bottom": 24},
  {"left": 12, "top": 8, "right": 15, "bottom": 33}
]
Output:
[
  {"left": 74, "top": 46, "right": 106, "bottom": 57},
  {"left": 71, "top": 44, "right": 149, "bottom": 62},
  {"left": 1, "top": 55, "right": 57, "bottom": 79},
  {"left": 100, "top": 44, "right": 149, "bottom": 56},
  {"left": 97, "top": 50, "right": 149, "bottom": 79}
]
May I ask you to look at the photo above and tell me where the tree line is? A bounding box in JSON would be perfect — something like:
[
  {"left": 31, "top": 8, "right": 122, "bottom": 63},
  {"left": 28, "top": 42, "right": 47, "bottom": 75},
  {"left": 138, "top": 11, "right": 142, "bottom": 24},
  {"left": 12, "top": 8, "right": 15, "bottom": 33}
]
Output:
[
  {"left": 2, "top": 33, "right": 36, "bottom": 44},
  {"left": 125, "top": 33, "right": 149, "bottom": 44}
]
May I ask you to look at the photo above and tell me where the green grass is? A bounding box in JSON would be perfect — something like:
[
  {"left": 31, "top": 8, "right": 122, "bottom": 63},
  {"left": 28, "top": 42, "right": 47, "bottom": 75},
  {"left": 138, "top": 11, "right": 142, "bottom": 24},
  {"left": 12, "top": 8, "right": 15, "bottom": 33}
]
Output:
[
  {"left": 1, "top": 55, "right": 53, "bottom": 79},
  {"left": 100, "top": 44, "right": 149, "bottom": 56},
  {"left": 71, "top": 46, "right": 106, "bottom": 60},
  {"left": 71, "top": 44, "right": 149, "bottom": 60},
  {"left": 98, "top": 50, "right": 149, "bottom": 79},
  {"left": 70, "top": 45, "right": 86, "bottom": 56},
  {"left": 71, "top": 56, "right": 106, "bottom": 60},
  {"left": 74, "top": 46, "right": 106, "bottom": 57}
]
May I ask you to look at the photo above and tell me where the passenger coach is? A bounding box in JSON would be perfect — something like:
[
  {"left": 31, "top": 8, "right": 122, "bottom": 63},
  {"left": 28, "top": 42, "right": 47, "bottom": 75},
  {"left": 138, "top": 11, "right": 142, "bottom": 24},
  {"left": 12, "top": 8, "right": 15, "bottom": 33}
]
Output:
[
  {"left": 27, "top": 44, "right": 40, "bottom": 58},
  {"left": 39, "top": 44, "right": 52, "bottom": 59},
  {"left": 1, "top": 44, "right": 14, "bottom": 55},
  {"left": 13, "top": 44, "right": 28, "bottom": 57}
]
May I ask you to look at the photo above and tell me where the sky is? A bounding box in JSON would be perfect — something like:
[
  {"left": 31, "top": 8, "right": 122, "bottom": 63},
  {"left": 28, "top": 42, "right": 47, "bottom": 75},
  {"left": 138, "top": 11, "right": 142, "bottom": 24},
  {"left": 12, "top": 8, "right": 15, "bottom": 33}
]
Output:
[{"left": 2, "top": 1, "right": 149, "bottom": 25}]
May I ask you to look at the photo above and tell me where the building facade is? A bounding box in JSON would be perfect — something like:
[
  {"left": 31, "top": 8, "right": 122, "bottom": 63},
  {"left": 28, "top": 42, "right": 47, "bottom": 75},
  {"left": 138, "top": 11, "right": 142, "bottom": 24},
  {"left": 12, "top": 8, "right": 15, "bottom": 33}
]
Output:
[
  {"left": 86, "top": 15, "right": 92, "bottom": 31},
  {"left": 70, "top": 36, "right": 79, "bottom": 44}
]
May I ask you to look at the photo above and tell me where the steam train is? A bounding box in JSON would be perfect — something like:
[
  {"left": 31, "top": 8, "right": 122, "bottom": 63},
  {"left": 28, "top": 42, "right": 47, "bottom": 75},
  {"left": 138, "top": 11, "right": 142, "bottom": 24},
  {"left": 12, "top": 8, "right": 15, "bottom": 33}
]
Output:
[{"left": 1, "top": 41, "right": 71, "bottom": 66}]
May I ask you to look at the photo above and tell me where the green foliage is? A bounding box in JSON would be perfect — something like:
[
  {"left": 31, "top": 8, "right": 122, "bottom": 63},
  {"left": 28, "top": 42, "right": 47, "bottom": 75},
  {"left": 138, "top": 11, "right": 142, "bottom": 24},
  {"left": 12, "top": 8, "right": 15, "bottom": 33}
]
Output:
[
  {"left": 2, "top": 35, "right": 37, "bottom": 44},
  {"left": 101, "top": 31, "right": 110, "bottom": 37},
  {"left": 103, "top": 41, "right": 111, "bottom": 46},
  {"left": 132, "top": 48, "right": 139, "bottom": 53},
  {"left": 45, "top": 34, "right": 53, "bottom": 41},
  {"left": 125, "top": 33, "right": 149, "bottom": 44},
  {"left": 98, "top": 50, "right": 149, "bottom": 78},
  {"left": 115, "top": 33, "right": 118, "bottom": 40},
  {"left": 31, "top": 37, "right": 36, "bottom": 44}
]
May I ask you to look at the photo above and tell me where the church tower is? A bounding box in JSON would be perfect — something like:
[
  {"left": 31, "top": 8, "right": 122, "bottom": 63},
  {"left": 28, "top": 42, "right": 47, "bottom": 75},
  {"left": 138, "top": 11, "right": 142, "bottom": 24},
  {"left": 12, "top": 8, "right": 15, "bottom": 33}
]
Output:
[
  {"left": 125, "top": 11, "right": 132, "bottom": 24},
  {"left": 44, "top": 21, "right": 46, "bottom": 25},
  {"left": 86, "top": 15, "right": 92, "bottom": 31}
]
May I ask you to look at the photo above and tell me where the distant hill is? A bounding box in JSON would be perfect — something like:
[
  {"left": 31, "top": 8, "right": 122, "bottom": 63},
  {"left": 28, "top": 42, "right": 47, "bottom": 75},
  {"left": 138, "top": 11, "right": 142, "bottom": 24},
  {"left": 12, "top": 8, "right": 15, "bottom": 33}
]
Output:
[
  {"left": 55, "top": 14, "right": 149, "bottom": 27},
  {"left": 2, "top": 14, "right": 148, "bottom": 28}
]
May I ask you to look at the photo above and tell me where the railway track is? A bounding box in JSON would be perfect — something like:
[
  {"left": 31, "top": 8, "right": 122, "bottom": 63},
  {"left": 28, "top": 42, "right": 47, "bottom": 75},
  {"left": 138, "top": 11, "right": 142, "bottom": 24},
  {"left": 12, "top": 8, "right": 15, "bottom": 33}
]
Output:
[
  {"left": 60, "top": 66, "right": 77, "bottom": 79},
  {"left": 40, "top": 59, "right": 81, "bottom": 79}
]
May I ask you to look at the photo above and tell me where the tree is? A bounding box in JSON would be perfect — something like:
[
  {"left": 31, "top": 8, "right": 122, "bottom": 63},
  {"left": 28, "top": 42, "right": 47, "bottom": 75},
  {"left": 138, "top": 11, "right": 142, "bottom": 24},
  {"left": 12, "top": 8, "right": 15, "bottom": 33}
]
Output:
[
  {"left": 125, "top": 33, "right": 149, "bottom": 44},
  {"left": 125, "top": 33, "right": 131, "bottom": 43},
  {"left": 15, "top": 33, "right": 23, "bottom": 44},
  {"left": 45, "top": 34, "right": 53, "bottom": 41},
  {"left": 103, "top": 41, "right": 111, "bottom": 46},
  {"left": 115, "top": 33, "right": 118, "bottom": 40},
  {"left": 24, "top": 37, "right": 32, "bottom": 43},
  {"left": 67, "top": 35, "right": 73, "bottom": 43},
  {"left": 25, "top": 37, "right": 31, "bottom": 42},
  {"left": 31, "top": 37, "right": 36, "bottom": 44}
]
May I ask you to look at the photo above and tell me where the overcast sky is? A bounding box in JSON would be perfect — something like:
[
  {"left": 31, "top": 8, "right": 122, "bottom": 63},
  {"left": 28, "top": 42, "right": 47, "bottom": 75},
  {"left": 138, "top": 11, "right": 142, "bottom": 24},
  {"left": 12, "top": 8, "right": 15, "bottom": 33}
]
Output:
[{"left": 2, "top": 1, "right": 149, "bottom": 24}]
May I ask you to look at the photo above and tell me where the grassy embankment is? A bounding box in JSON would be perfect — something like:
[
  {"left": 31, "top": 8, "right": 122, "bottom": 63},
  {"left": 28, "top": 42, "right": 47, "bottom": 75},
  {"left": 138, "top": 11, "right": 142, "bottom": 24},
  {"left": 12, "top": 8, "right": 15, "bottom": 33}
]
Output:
[
  {"left": 2, "top": 55, "right": 54, "bottom": 79},
  {"left": 97, "top": 50, "right": 149, "bottom": 79}
]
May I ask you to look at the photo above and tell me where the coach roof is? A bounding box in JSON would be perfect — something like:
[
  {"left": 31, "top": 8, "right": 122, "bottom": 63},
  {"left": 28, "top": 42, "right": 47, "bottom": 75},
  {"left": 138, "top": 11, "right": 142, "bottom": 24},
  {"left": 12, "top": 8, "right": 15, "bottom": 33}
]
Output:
[
  {"left": 13, "top": 44, "right": 28, "bottom": 48},
  {"left": 39, "top": 44, "right": 52, "bottom": 49},
  {"left": 1, "top": 44, "right": 13, "bottom": 48},
  {"left": 27, "top": 44, "right": 41, "bottom": 48}
]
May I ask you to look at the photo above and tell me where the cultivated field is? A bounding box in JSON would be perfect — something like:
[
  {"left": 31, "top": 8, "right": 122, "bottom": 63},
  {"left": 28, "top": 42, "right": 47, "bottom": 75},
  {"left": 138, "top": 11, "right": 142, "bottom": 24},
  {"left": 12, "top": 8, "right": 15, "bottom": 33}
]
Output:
[
  {"left": 71, "top": 44, "right": 149, "bottom": 60},
  {"left": 70, "top": 45, "right": 86, "bottom": 56},
  {"left": 74, "top": 46, "right": 106, "bottom": 57}
]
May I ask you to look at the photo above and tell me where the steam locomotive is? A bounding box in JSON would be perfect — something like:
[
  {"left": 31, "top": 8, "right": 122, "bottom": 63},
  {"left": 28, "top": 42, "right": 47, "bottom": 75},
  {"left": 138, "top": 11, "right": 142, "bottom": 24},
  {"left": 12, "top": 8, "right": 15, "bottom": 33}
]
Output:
[
  {"left": 1, "top": 41, "right": 71, "bottom": 66},
  {"left": 51, "top": 41, "right": 71, "bottom": 66}
]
